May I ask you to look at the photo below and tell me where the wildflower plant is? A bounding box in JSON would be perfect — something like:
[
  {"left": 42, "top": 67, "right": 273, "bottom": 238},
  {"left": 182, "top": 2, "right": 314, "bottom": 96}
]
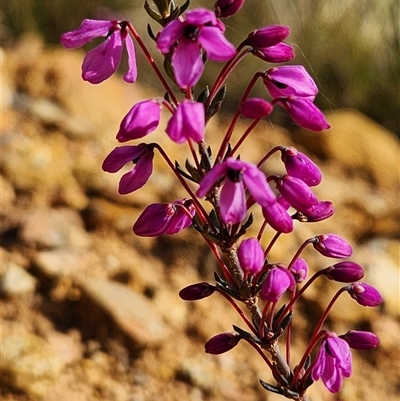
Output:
[{"left": 62, "top": 1, "right": 382, "bottom": 399}]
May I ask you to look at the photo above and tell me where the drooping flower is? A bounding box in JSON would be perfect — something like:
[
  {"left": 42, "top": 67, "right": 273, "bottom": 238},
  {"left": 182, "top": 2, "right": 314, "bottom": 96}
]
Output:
[
  {"left": 102, "top": 144, "right": 154, "bottom": 194},
  {"left": 264, "top": 65, "right": 318, "bottom": 100},
  {"left": 277, "top": 96, "right": 330, "bottom": 132},
  {"left": 290, "top": 257, "right": 308, "bottom": 283},
  {"left": 196, "top": 158, "right": 276, "bottom": 224},
  {"left": 347, "top": 282, "right": 383, "bottom": 307},
  {"left": 273, "top": 174, "right": 319, "bottom": 212},
  {"left": 339, "top": 330, "right": 380, "bottom": 350},
  {"left": 238, "top": 237, "right": 265, "bottom": 275},
  {"left": 166, "top": 100, "right": 205, "bottom": 144},
  {"left": 312, "top": 333, "right": 352, "bottom": 393},
  {"left": 61, "top": 19, "right": 137, "bottom": 84},
  {"left": 262, "top": 201, "right": 294, "bottom": 233},
  {"left": 116, "top": 99, "right": 162, "bottom": 142},
  {"left": 299, "top": 201, "right": 335, "bottom": 222},
  {"left": 156, "top": 8, "right": 236, "bottom": 88},
  {"left": 280, "top": 147, "right": 322, "bottom": 186},
  {"left": 204, "top": 332, "right": 241, "bottom": 354},
  {"left": 133, "top": 198, "right": 195, "bottom": 236},
  {"left": 260, "top": 264, "right": 295, "bottom": 302},
  {"left": 313, "top": 234, "right": 353, "bottom": 258}
]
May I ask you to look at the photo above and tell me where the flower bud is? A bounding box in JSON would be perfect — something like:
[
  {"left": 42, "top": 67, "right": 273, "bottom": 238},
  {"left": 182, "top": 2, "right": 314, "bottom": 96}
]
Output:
[
  {"left": 313, "top": 234, "right": 353, "bottom": 258},
  {"left": 340, "top": 330, "right": 380, "bottom": 350},
  {"left": 300, "top": 201, "right": 335, "bottom": 222},
  {"left": 262, "top": 201, "right": 293, "bottom": 233},
  {"left": 215, "top": 0, "right": 245, "bottom": 18},
  {"left": 348, "top": 282, "right": 383, "bottom": 307},
  {"left": 276, "top": 174, "right": 318, "bottom": 212},
  {"left": 238, "top": 237, "right": 265, "bottom": 275},
  {"left": 291, "top": 258, "right": 308, "bottom": 283},
  {"left": 260, "top": 265, "right": 295, "bottom": 302},
  {"left": 204, "top": 332, "right": 241, "bottom": 354},
  {"left": 116, "top": 99, "right": 161, "bottom": 142},
  {"left": 280, "top": 147, "right": 322, "bottom": 186},
  {"left": 245, "top": 25, "right": 290, "bottom": 49},
  {"left": 325, "top": 262, "right": 364, "bottom": 283},
  {"left": 240, "top": 98, "right": 273, "bottom": 119},
  {"left": 255, "top": 43, "right": 295, "bottom": 63},
  {"left": 179, "top": 282, "right": 216, "bottom": 300}
]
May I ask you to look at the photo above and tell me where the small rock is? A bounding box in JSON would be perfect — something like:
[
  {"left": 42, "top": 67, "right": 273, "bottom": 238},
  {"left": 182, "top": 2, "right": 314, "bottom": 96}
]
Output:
[
  {"left": 0, "top": 262, "right": 37, "bottom": 296},
  {"left": 20, "top": 208, "right": 90, "bottom": 249},
  {"left": 79, "top": 278, "right": 168, "bottom": 347},
  {"left": 0, "top": 330, "right": 64, "bottom": 400}
]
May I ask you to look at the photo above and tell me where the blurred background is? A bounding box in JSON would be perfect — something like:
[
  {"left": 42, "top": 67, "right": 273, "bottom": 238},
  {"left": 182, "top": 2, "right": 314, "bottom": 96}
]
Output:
[{"left": 2, "top": 0, "right": 399, "bottom": 135}]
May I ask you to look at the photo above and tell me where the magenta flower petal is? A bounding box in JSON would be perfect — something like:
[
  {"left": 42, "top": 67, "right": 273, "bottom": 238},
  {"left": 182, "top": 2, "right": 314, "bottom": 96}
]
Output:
[
  {"left": 246, "top": 25, "right": 290, "bottom": 49},
  {"left": 220, "top": 178, "right": 246, "bottom": 224},
  {"left": 290, "top": 257, "right": 308, "bottom": 283},
  {"left": 196, "top": 163, "right": 228, "bottom": 197},
  {"left": 102, "top": 145, "right": 145, "bottom": 173},
  {"left": 339, "top": 330, "right": 380, "bottom": 350},
  {"left": 276, "top": 174, "right": 318, "bottom": 211},
  {"left": 156, "top": 19, "right": 184, "bottom": 53},
  {"left": 262, "top": 201, "right": 294, "bottom": 233},
  {"left": 301, "top": 201, "right": 335, "bottom": 222},
  {"left": 313, "top": 234, "right": 353, "bottom": 258},
  {"left": 281, "top": 147, "right": 322, "bottom": 186},
  {"left": 185, "top": 8, "right": 217, "bottom": 25},
  {"left": 312, "top": 334, "right": 352, "bottom": 393},
  {"left": 280, "top": 97, "right": 330, "bottom": 132},
  {"left": 255, "top": 43, "right": 295, "bottom": 63},
  {"left": 117, "top": 100, "right": 161, "bottom": 142},
  {"left": 179, "top": 282, "right": 216, "bottom": 300},
  {"left": 166, "top": 100, "right": 205, "bottom": 144},
  {"left": 60, "top": 19, "right": 111, "bottom": 48},
  {"left": 240, "top": 98, "right": 273, "bottom": 119},
  {"left": 173, "top": 40, "right": 204, "bottom": 89},
  {"left": 265, "top": 65, "right": 318, "bottom": 100},
  {"left": 215, "top": 0, "right": 245, "bottom": 18},
  {"left": 133, "top": 203, "right": 171, "bottom": 236},
  {"left": 82, "top": 32, "right": 123, "bottom": 84},
  {"left": 204, "top": 332, "right": 241, "bottom": 354},
  {"left": 238, "top": 238, "right": 265, "bottom": 275},
  {"left": 324, "top": 261, "right": 364, "bottom": 283},
  {"left": 348, "top": 282, "right": 383, "bottom": 307},
  {"left": 260, "top": 265, "right": 295, "bottom": 302},
  {"left": 123, "top": 32, "right": 137, "bottom": 83},
  {"left": 118, "top": 148, "right": 154, "bottom": 194},
  {"left": 165, "top": 199, "right": 196, "bottom": 234},
  {"left": 198, "top": 26, "right": 236, "bottom": 61}
]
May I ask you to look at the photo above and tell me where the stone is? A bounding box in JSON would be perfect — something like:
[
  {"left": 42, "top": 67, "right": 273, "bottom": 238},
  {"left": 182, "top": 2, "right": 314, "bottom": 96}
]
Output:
[
  {"left": 19, "top": 208, "right": 90, "bottom": 249},
  {"left": 79, "top": 278, "right": 168, "bottom": 347},
  {"left": 0, "top": 329, "right": 64, "bottom": 400},
  {"left": 0, "top": 262, "right": 37, "bottom": 296}
]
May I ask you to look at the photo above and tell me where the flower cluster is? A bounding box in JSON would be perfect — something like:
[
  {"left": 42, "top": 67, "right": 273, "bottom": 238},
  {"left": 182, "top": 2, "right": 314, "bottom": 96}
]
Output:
[{"left": 62, "top": 1, "right": 382, "bottom": 399}]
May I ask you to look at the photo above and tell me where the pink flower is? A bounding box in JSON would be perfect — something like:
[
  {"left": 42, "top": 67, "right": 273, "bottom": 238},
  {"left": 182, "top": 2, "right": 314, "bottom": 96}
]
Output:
[
  {"left": 133, "top": 199, "right": 195, "bottom": 237},
  {"left": 339, "top": 330, "right": 380, "bottom": 350},
  {"left": 196, "top": 158, "right": 276, "bottom": 224},
  {"left": 116, "top": 99, "right": 162, "bottom": 142},
  {"left": 215, "top": 0, "right": 245, "bottom": 18},
  {"left": 313, "top": 234, "right": 353, "bottom": 258},
  {"left": 245, "top": 25, "right": 290, "bottom": 49},
  {"left": 102, "top": 144, "right": 154, "bottom": 194},
  {"left": 347, "top": 282, "right": 383, "bottom": 307},
  {"left": 166, "top": 100, "right": 205, "bottom": 144},
  {"left": 204, "top": 332, "right": 241, "bottom": 354},
  {"left": 277, "top": 96, "right": 330, "bottom": 132},
  {"left": 238, "top": 237, "right": 265, "bottom": 275},
  {"left": 264, "top": 65, "right": 318, "bottom": 100},
  {"left": 156, "top": 8, "right": 236, "bottom": 88},
  {"left": 61, "top": 19, "right": 137, "bottom": 84},
  {"left": 312, "top": 333, "right": 352, "bottom": 393},
  {"left": 262, "top": 201, "right": 293, "bottom": 233},
  {"left": 260, "top": 264, "right": 295, "bottom": 302},
  {"left": 280, "top": 147, "right": 322, "bottom": 187},
  {"left": 240, "top": 98, "right": 273, "bottom": 119},
  {"left": 300, "top": 201, "right": 335, "bottom": 222},
  {"left": 255, "top": 43, "right": 295, "bottom": 63}
]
